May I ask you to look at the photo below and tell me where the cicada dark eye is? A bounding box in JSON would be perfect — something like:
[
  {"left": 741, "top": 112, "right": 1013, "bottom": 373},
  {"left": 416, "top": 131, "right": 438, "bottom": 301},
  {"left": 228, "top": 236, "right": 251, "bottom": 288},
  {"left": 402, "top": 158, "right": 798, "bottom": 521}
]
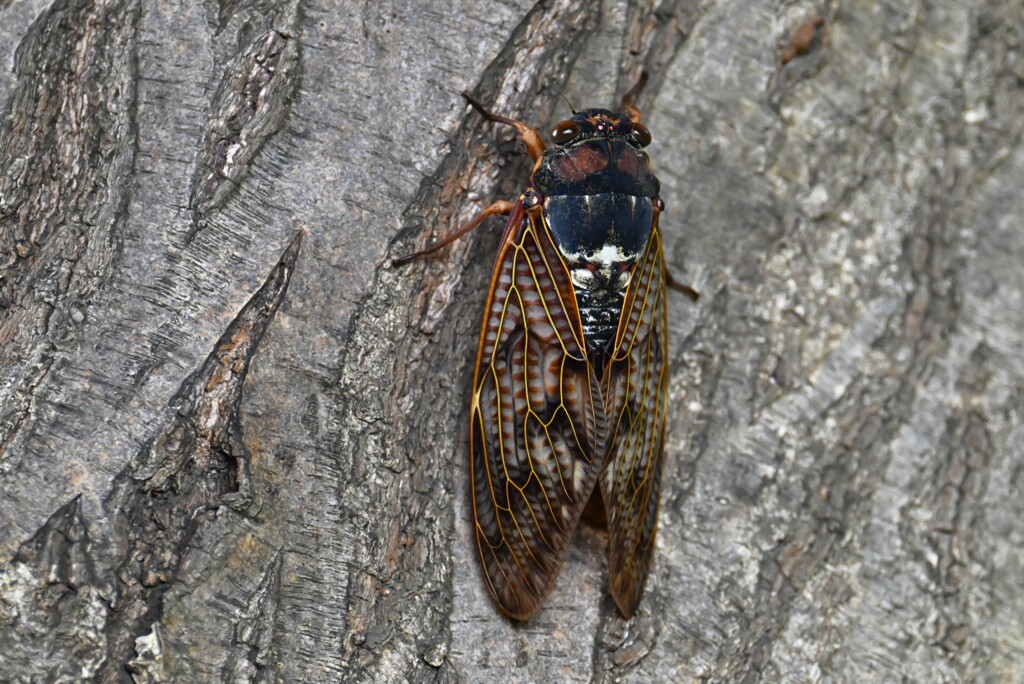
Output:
[
  {"left": 632, "top": 122, "right": 652, "bottom": 147},
  {"left": 551, "top": 121, "right": 580, "bottom": 145}
]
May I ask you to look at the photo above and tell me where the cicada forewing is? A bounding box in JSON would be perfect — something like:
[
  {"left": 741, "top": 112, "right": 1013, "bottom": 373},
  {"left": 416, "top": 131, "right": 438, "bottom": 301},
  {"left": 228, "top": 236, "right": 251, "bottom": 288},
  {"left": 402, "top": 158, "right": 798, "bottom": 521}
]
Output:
[
  {"left": 600, "top": 220, "right": 670, "bottom": 618},
  {"left": 470, "top": 200, "right": 608, "bottom": 620}
]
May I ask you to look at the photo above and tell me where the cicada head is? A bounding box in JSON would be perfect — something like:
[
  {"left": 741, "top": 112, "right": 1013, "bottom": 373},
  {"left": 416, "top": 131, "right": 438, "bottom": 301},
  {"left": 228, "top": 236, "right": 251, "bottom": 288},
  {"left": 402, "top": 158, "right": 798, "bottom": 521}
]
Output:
[
  {"left": 532, "top": 109, "right": 660, "bottom": 199},
  {"left": 548, "top": 109, "right": 652, "bottom": 150}
]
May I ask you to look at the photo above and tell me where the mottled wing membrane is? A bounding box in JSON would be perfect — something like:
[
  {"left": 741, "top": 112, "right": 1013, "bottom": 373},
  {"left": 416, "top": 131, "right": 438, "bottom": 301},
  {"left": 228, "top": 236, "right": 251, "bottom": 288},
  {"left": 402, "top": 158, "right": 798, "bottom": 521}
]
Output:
[
  {"left": 471, "top": 202, "right": 607, "bottom": 620},
  {"left": 601, "top": 222, "right": 670, "bottom": 618}
]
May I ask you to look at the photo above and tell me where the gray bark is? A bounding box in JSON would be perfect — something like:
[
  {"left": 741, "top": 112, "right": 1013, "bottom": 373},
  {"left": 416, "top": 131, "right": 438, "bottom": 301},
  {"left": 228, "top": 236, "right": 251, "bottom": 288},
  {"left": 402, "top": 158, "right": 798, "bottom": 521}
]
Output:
[{"left": 1, "top": 0, "right": 1022, "bottom": 682}]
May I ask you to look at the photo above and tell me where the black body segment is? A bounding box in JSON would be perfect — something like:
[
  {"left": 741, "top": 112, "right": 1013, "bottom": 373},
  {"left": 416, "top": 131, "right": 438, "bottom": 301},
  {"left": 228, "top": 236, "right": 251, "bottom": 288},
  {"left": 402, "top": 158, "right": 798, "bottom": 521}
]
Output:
[
  {"left": 543, "top": 192, "right": 655, "bottom": 353},
  {"left": 576, "top": 287, "right": 625, "bottom": 355},
  {"left": 543, "top": 193, "right": 654, "bottom": 265}
]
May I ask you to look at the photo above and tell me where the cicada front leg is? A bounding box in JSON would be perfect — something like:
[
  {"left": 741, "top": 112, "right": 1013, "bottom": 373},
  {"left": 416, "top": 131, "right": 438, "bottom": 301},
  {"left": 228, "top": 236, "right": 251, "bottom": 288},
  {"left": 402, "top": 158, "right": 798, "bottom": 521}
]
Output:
[{"left": 392, "top": 94, "right": 546, "bottom": 266}]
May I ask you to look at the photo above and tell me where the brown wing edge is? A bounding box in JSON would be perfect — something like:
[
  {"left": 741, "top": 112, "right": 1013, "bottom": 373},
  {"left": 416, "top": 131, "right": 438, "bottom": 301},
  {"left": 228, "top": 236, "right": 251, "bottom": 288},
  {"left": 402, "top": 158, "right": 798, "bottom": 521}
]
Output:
[
  {"left": 601, "top": 222, "right": 670, "bottom": 618},
  {"left": 469, "top": 203, "right": 609, "bottom": 620}
]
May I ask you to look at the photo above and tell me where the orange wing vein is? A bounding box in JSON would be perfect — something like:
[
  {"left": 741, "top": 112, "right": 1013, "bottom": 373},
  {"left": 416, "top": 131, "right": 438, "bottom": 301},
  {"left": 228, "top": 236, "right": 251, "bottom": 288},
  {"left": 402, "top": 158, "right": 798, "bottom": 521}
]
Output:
[
  {"left": 600, "top": 220, "right": 670, "bottom": 618},
  {"left": 470, "top": 201, "right": 608, "bottom": 620}
]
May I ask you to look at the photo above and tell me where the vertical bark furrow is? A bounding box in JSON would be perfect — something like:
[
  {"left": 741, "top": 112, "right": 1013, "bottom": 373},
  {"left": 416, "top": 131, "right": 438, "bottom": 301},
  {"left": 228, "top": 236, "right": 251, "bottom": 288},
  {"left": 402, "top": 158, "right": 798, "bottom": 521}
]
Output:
[
  {"left": 905, "top": 409, "right": 991, "bottom": 659},
  {"left": 0, "top": 496, "right": 109, "bottom": 681},
  {"left": 621, "top": 0, "right": 713, "bottom": 98},
  {"left": 187, "top": 1, "right": 301, "bottom": 241},
  {"left": 223, "top": 550, "right": 285, "bottom": 683},
  {"left": 0, "top": 0, "right": 140, "bottom": 462},
  {"left": 100, "top": 231, "right": 301, "bottom": 681}
]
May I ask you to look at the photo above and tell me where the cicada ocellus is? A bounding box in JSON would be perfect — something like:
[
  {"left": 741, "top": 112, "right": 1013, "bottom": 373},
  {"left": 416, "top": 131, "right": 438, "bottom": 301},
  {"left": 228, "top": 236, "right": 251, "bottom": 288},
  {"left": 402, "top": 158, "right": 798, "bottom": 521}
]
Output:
[{"left": 396, "top": 74, "right": 692, "bottom": 619}]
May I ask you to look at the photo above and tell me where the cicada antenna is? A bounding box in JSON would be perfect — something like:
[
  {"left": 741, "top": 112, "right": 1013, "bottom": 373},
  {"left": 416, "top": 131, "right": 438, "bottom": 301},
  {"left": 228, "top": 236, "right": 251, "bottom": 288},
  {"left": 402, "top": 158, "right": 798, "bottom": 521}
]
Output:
[{"left": 558, "top": 91, "right": 578, "bottom": 115}]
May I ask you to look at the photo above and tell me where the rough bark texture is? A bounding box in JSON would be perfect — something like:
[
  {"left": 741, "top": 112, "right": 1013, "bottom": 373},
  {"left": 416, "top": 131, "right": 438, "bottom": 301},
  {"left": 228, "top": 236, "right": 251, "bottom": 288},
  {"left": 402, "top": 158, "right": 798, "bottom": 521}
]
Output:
[{"left": 1, "top": 0, "right": 1022, "bottom": 682}]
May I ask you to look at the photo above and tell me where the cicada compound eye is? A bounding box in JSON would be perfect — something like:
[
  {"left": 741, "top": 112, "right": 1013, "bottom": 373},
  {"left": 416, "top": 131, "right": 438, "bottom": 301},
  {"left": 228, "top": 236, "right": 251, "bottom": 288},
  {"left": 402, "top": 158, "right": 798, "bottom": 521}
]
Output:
[
  {"left": 551, "top": 120, "right": 580, "bottom": 145},
  {"left": 631, "top": 122, "right": 652, "bottom": 147}
]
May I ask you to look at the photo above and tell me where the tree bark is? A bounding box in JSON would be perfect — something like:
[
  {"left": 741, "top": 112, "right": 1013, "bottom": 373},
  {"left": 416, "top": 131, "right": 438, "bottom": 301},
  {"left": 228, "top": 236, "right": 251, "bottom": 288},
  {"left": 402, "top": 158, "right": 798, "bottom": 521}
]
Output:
[{"left": 1, "top": 0, "right": 1022, "bottom": 682}]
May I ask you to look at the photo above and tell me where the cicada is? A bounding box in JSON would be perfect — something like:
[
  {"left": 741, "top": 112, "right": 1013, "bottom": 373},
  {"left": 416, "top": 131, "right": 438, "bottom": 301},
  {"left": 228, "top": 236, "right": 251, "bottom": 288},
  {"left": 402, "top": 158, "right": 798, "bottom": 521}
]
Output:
[{"left": 396, "top": 75, "right": 691, "bottom": 619}]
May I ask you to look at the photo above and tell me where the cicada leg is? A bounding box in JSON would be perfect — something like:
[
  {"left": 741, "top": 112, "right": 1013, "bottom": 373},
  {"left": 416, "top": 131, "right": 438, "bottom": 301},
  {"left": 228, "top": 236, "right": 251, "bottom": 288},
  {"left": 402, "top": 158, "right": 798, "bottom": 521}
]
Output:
[
  {"left": 665, "top": 270, "right": 700, "bottom": 301},
  {"left": 461, "top": 92, "right": 546, "bottom": 161},
  {"left": 392, "top": 199, "right": 516, "bottom": 266},
  {"left": 650, "top": 195, "right": 700, "bottom": 301}
]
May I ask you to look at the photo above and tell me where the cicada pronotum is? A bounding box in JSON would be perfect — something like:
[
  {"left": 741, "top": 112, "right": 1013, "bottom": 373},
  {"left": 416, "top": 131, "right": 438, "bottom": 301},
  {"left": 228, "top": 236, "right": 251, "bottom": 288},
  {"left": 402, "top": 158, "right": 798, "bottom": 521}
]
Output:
[{"left": 396, "top": 74, "right": 694, "bottom": 619}]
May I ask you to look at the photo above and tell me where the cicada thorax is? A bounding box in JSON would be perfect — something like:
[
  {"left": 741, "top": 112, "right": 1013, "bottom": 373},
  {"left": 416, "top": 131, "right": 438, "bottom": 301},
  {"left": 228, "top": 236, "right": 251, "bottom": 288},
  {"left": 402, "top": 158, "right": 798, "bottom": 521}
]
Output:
[{"left": 530, "top": 108, "right": 661, "bottom": 359}]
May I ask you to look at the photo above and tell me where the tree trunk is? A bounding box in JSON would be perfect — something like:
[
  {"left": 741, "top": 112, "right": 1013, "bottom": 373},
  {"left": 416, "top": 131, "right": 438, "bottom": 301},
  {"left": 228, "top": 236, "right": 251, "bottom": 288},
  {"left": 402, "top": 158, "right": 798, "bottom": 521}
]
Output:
[{"left": 1, "top": 0, "right": 1022, "bottom": 681}]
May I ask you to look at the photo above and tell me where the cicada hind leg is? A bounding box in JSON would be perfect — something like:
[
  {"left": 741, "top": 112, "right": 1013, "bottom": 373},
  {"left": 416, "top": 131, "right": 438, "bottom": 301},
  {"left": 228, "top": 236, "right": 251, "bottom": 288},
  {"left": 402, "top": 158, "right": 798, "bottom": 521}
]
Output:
[
  {"left": 648, "top": 194, "right": 701, "bottom": 301},
  {"left": 392, "top": 94, "right": 546, "bottom": 266},
  {"left": 665, "top": 267, "right": 700, "bottom": 301}
]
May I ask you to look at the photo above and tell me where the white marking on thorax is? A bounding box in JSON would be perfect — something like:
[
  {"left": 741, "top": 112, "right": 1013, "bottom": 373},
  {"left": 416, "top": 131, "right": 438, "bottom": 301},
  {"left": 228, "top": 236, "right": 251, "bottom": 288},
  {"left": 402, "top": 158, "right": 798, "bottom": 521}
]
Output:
[{"left": 562, "top": 241, "right": 636, "bottom": 292}]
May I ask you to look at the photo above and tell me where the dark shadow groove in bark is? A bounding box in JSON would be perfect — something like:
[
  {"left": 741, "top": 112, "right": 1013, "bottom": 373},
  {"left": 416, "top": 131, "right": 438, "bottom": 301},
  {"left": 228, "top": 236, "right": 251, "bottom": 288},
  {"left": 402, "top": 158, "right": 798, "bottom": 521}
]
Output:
[
  {"left": 99, "top": 231, "right": 302, "bottom": 682},
  {"left": 621, "top": 0, "right": 713, "bottom": 100},
  {"left": 0, "top": 495, "right": 110, "bottom": 680},
  {"left": 908, "top": 409, "right": 991, "bottom": 657},
  {"left": 222, "top": 549, "right": 285, "bottom": 682},
  {"left": 0, "top": 0, "right": 140, "bottom": 463}
]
